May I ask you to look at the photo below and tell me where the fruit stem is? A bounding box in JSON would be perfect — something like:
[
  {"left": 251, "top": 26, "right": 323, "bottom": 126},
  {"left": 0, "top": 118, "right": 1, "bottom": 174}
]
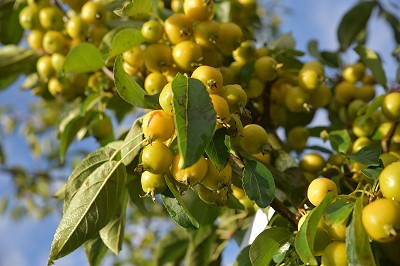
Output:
[
  {"left": 381, "top": 121, "right": 399, "bottom": 153},
  {"left": 270, "top": 197, "right": 298, "bottom": 227},
  {"left": 102, "top": 66, "right": 115, "bottom": 82}
]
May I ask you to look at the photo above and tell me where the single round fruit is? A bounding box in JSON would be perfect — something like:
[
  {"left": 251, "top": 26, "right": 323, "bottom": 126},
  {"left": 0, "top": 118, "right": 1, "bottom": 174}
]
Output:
[
  {"left": 254, "top": 56, "right": 278, "bottom": 82},
  {"left": 172, "top": 40, "right": 203, "bottom": 71},
  {"left": 144, "top": 72, "right": 168, "bottom": 95},
  {"left": 239, "top": 124, "right": 269, "bottom": 154},
  {"left": 142, "top": 110, "right": 175, "bottom": 142},
  {"left": 66, "top": 16, "right": 88, "bottom": 39},
  {"left": 362, "top": 198, "right": 400, "bottom": 242},
  {"left": 300, "top": 153, "right": 325, "bottom": 174},
  {"left": 193, "top": 19, "right": 220, "bottom": 49},
  {"left": 144, "top": 43, "right": 173, "bottom": 73},
  {"left": 164, "top": 13, "right": 192, "bottom": 44},
  {"left": 141, "top": 171, "right": 167, "bottom": 198},
  {"left": 298, "top": 68, "right": 323, "bottom": 91},
  {"left": 210, "top": 94, "right": 231, "bottom": 128},
  {"left": 379, "top": 161, "right": 400, "bottom": 202},
  {"left": 19, "top": 5, "right": 40, "bottom": 30},
  {"left": 201, "top": 159, "right": 232, "bottom": 191},
  {"left": 233, "top": 40, "right": 256, "bottom": 63},
  {"left": 287, "top": 126, "right": 309, "bottom": 152},
  {"left": 36, "top": 55, "right": 55, "bottom": 80},
  {"left": 325, "top": 220, "right": 347, "bottom": 241},
  {"left": 356, "top": 84, "right": 375, "bottom": 102},
  {"left": 307, "top": 177, "right": 338, "bottom": 206},
  {"left": 310, "top": 84, "right": 331, "bottom": 108},
  {"left": 191, "top": 65, "right": 223, "bottom": 94},
  {"left": 90, "top": 115, "right": 113, "bottom": 140},
  {"left": 321, "top": 241, "right": 348, "bottom": 266},
  {"left": 352, "top": 116, "right": 377, "bottom": 137},
  {"left": 352, "top": 136, "right": 373, "bottom": 153},
  {"left": 159, "top": 83, "right": 174, "bottom": 116},
  {"left": 343, "top": 62, "right": 365, "bottom": 83},
  {"left": 81, "top": 1, "right": 106, "bottom": 25},
  {"left": 334, "top": 81, "right": 357, "bottom": 105},
  {"left": 246, "top": 78, "right": 265, "bottom": 99},
  {"left": 141, "top": 141, "right": 174, "bottom": 174},
  {"left": 220, "top": 84, "right": 247, "bottom": 113},
  {"left": 141, "top": 20, "right": 164, "bottom": 43},
  {"left": 27, "top": 29, "right": 44, "bottom": 50},
  {"left": 217, "top": 22, "right": 243, "bottom": 56},
  {"left": 197, "top": 184, "right": 228, "bottom": 206},
  {"left": 122, "top": 46, "right": 145, "bottom": 68},
  {"left": 39, "top": 6, "right": 64, "bottom": 30},
  {"left": 382, "top": 92, "right": 400, "bottom": 121},
  {"left": 42, "top": 30, "right": 68, "bottom": 54},
  {"left": 285, "top": 86, "right": 310, "bottom": 112},
  {"left": 183, "top": 0, "right": 214, "bottom": 21},
  {"left": 171, "top": 153, "right": 208, "bottom": 186},
  {"left": 50, "top": 53, "right": 65, "bottom": 73}
]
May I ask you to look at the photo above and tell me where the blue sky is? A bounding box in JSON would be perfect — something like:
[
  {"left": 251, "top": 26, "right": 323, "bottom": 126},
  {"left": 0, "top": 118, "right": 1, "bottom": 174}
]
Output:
[{"left": 0, "top": 0, "right": 398, "bottom": 265}]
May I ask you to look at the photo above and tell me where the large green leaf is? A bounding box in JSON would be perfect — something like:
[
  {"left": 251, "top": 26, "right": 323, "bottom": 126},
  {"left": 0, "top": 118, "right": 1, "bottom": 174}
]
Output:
[
  {"left": 108, "top": 27, "right": 144, "bottom": 59},
  {"left": 48, "top": 161, "right": 127, "bottom": 264},
  {"left": 354, "top": 45, "right": 387, "bottom": 88},
  {"left": 234, "top": 245, "right": 252, "bottom": 266},
  {"left": 154, "top": 226, "right": 189, "bottom": 265},
  {"left": 378, "top": 7, "right": 400, "bottom": 44},
  {"left": 349, "top": 145, "right": 381, "bottom": 166},
  {"left": 120, "top": 117, "right": 144, "bottom": 166},
  {"left": 204, "top": 128, "right": 230, "bottom": 171},
  {"left": 295, "top": 192, "right": 335, "bottom": 265},
  {"left": 0, "top": 1, "right": 24, "bottom": 45},
  {"left": 0, "top": 45, "right": 35, "bottom": 77},
  {"left": 329, "top": 129, "right": 351, "bottom": 154},
  {"left": 83, "top": 234, "right": 109, "bottom": 266},
  {"left": 62, "top": 43, "right": 105, "bottom": 73},
  {"left": 249, "top": 227, "right": 292, "bottom": 266},
  {"left": 114, "top": 0, "right": 153, "bottom": 17},
  {"left": 242, "top": 157, "right": 275, "bottom": 208},
  {"left": 0, "top": 73, "right": 18, "bottom": 91},
  {"left": 63, "top": 146, "right": 116, "bottom": 212},
  {"left": 172, "top": 73, "right": 216, "bottom": 168},
  {"left": 114, "top": 55, "right": 160, "bottom": 109},
  {"left": 337, "top": 1, "right": 376, "bottom": 50},
  {"left": 161, "top": 175, "right": 199, "bottom": 229},
  {"left": 324, "top": 199, "right": 355, "bottom": 225},
  {"left": 346, "top": 196, "right": 376, "bottom": 266}
]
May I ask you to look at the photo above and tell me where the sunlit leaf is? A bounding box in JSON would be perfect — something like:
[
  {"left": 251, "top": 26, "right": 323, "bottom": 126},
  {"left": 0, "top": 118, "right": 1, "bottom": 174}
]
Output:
[
  {"left": 349, "top": 145, "right": 381, "bottom": 166},
  {"left": 80, "top": 93, "right": 111, "bottom": 115},
  {"left": 324, "top": 199, "right": 355, "bottom": 225},
  {"left": 242, "top": 156, "right": 275, "bottom": 208},
  {"left": 329, "top": 129, "right": 351, "bottom": 154},
  {"left": 114, "top": 0, "right": 153, "bottom": 17},
  {"left": 172, "top": 73, "right": 216, "bottom": 168},
  {"left": 108, "top": 27, "right": 144, "bottom": 59},
  {"left": 346, "top": 196, "right": 376, "bottom": 266},
  {"left": 205, "top": 128, "right": 229, "bottom": 171},
  {"left": 114, "top": 55, "right": 160, "bottom": 109},
  {"left": 354, "top": 45, "right": 387, "bottom": 88},
  {"left": 234, "top": 245, "right": 252, "bottom": 266},
  {"left": 48, "top": 161, "right": 126, "bottom": 264},
  {"left": 337, "top": 1, "right": 376, "bottom": 50},
  {"left": 62, "top": 43, "right": 105, "bottom": 73},
  {"left": 249, "top": 227, "right": 292, "bottom": 266},
  {"left": 120, "top": 117, "right": 144, "bottom": 166}
]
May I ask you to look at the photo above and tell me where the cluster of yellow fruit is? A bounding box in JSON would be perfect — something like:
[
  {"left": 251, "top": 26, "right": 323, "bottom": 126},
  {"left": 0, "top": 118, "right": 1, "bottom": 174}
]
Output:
[{"left": 20, "top": 0, "right": 111, "bottom": 99}]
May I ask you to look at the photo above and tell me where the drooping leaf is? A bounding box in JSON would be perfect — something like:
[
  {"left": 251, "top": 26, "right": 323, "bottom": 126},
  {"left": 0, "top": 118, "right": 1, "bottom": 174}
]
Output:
[
  {"left": 63, "top": 146, "right": 116, "bottom": 212},
  {"left": 172, "top": 73, "right": 216, "bottom": 168},
  {"left": 108, "top": 27, "right": 144, "bottom": 59},
  {"left": 346, "top": 196, "right": 376, "bottom": 266},
  {"left": 184, "top": 192, "right": 220, "bottom": 227},
  {"left": 242, "top": 156, "right": 275, "bottom": 208},
  {"left": 337, "top": 1, "right": 376, "bottom": 50},
  {"left": 62, "top": 43, "right": 105, "bottom": 73},
  {"left": 0, "top": 73, "right": 18, "bottom": 91},
  {"left": 0, "top": 1, "right": 24, "bottom": 45},
  {"left": 295, "top": 192, "right": 335, "bottom": 265},
  {"left": 126, "top": 172, "right": 147, "bottom": 213},
  {"left": 329, "top": 129, "right": 351, "bottom": 154},
  {"left": 324, "top": 199, "right": 355, "bottom": 225},
  {"left": 48, "top": 161, "right": 127, "bottom": 264},
  {"left": 83, "top": 234, "right": 109, "bottom": 266},
  {"left": 114, "top": 0, "right": 153, "bottom": 17},
  {"left": 320, "top": 50, "right": 342, "bottom": 68},
  {"left": 162, "top": 175, "right": 199, "bottom": 229},
  {"left": 249, "top": 227, "right": 292, "bottom": 266},
  {"left": 349, "top": 145, "right": 381, "bottom": 166},
  {"left": 120, "top": 117, "right": 144, "bottom": 166},
  {"left": 0, "top": 45, "right": 35, "bottom": 77},
  {"left": 363, "top": 95, "right": 384, "bottom": 123},
  {"left": 114, "top": 55, "right": 160, "bottom": 109},
  {"left": 205, "top": 128, "right": 230, "bottom": 171},
  {"left": 234, "top": 245, "right": 252, "bottom": 266},
  {"left": 378, "top": 7, "right": 400, "bottom": 43},
  {"left": 354, "top": 45, "right": 387, "bottom": 88},
  {"left": 99, "top": 188, "right": 127, "bottom": 255},
  {"left": 154, "top": 226, "right": 189, "bottom": 265}
]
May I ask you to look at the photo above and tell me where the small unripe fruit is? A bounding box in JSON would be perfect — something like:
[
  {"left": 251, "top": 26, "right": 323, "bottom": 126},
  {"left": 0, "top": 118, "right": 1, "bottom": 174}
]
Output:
[{"left": 307, "top": 177, "right": 338, "bottom": 206}]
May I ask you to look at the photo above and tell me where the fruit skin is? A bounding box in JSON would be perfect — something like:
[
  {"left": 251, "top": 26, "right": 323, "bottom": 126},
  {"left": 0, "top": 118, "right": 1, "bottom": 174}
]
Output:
[
  {"left": 209, "top": 94, "right": 231, "bottom": 128},
  {"left": 144, "top": 72, "right": 168, "bottom": 95},
  {"left": 141, "top": 141, "right": 174, "bottom": 175},
  {"left": 382, "top": 92, "right": 400, "bottom": 121},
  {"left": 191, "top": 65, "right": 223, "bottom": 94},
  {"left": 141, "top": 20, "right": 164, "bottom": 43},
  {"left": 39, "top": 6, "right": 64, "bottom": 30},
  {"left": 172, "top": 40, "right": 203, "bottom": 71},
  {"left": 321, "top": 241, "right": 348, "bottom": 266},
  {"left": 362, "top": 198, "right": 400, "bottom": 243},
  {"left": 142, "top": 110, "right": 175, "bottom": 142},
  {"left": 42, "top": 30, "right": 69, "bottom": 54},
  {"left": 343, "top": 62, "right": 365, "bottom": 83},
  {"left": 183, "top": 0, "right": 214, "bottom": 21},
  {"left": 141, "top": 171, "right": 167, "bottom": 197},
  {"left": 287, "top": 126, "right": 309, "bottom": 152},
  {"left": 379, "top": 161, "right": 400, "bottom": 202},
  {"left": 81, "top": 1, "right": 107, "bottom": 25},
  {"left": 159, "top": 83, "right": 174, "bottom": 116},
  {"left": 90, "top": 115, "right": 114, "bottom": 140},
  {"left": 164, "top": 13, "right": 193, "bottom": 45},
  {"left": 19, "top": 5, "right": 40, "bottom": 30},
  {"left": 254, "top": 56, "right": 278, "bottom": 82},
  {"left": 307, "top": 177, "right": 338, "bottom": 206},
  {"left": 36, "top": 55, "right": 55, "bottom": 80},
  {"left": 144, "top": 43, "right": 173, "bottom": 73},
  {"left": 299, "top": 153, "right": 325, "bottom": 174},
  {"left": 239, "top": 124, "right": 269, "bottom": 155},
  {"left": 220, "top": 84, "right": 247, "bottom": 113},
  {"left": 200, "top": 159, "right": 232, "bottom": 191},
  {"left": 197, "top": 184, "right": 228, "bottom": 206},
  {"left": 171, "top": 153, "right": 208, "bottom": 186}
]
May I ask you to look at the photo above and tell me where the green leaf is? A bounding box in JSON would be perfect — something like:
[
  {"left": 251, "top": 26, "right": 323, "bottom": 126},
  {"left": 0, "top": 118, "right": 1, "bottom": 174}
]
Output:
[
  {"left": 172, "top": 73, "right": 216, "bottom": 168},
  {"left": 307, "top": 39, "right": 320, "bottom": 59},
  {"left": 337, "top": 1, "right": 376, "bottom": 50},
  {"left": 320, "top": 50, "right": 342, "bottom": 68},
  {"left": 108, "top": 27, "right": 144, "bottom": 59},
  {"left": 62, "top": 43, "right": 105, "bottom": 73},
  {"left": 354, "top": 45, "right": 387, "bottom": 88},
  {"left": 0, "top": 45, "right": 35, "bottom": 77},
  {"left": 295, "top": 192, "right": 335, "bottom": 265},
  {"left": 80, "top": 93, "right": 111, "bottom": 115},
  {"left": 364, "top": 95, "right": 384, "bottom": 123},
  {"left": 154, "top": 226, "right": 189, "bottom": 265},
  {"left": 349, "top": 145, "right": 381, "bottom": 166},
  {"left": 249, "top": 227, "right": 292, "bottom": 266},
  {"left": 205, "top": 128, "right": 230, "bottom": 171},
  {"left": 329, "top": 129, "right": 351, "bottom": 154},
  {"left": 379, "top": 8, "right": 400, "bottom": 43},
  {"left": 185, "top": 224, "right": 217, "bottom": 266},
  {"left": 324, "top": 199, "right": 355, "bottom": 225},
  {"left": 114, "top": 0, "right": 153, "bottom": 17},
  {"left": 83, "top": 234, "right": 109, "bottom": 266},
  {"left": 346, "top": 196, "right": 376, "bottom": 266},
  {"left": 126, "top": 172, "right": 147, "bottom": 213},
  {"left": 0, "top": 1, "right": 24, "bottom": 45},
  {"left": 161, "top": 175, "right": 199, "bottom": 229},
  {"left": 234, "top": 245, "right": 252, "bottom": 266},
  {"left": 269, "top": 33, "right": 296, "bottom": 50},
  {"left": 361, "top": 167, "right": 383, "bottom": 180},
  {"left": 99, "top": 189, "right": 127, "bottom": 255},
  {"left": 48, "top": 161, "right": 127, "bottom": 264},
  {"left": 0, "top": 73, "right": 18, "bottom": 91},
  {"left": 63, "top": 146, "right": 116, "bottom": 212},
  {"left": 242, "top": 156, "right": 275, "bottom": 208},
  {"left": 114, "top": 55, "right": 160, "bottom": 109},
  {"left": 120, "top": 117, "right": 144, "bottom": 166}
]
